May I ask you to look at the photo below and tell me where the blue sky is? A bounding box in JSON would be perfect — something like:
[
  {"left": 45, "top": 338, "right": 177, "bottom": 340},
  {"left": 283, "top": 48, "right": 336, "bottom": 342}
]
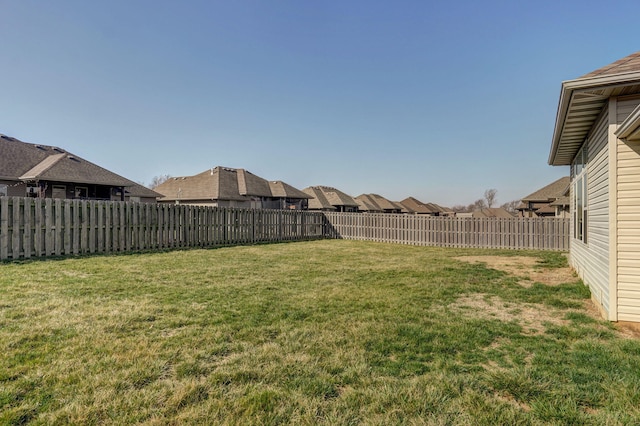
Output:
[{"left": 1, "top": 1, "right": 639, "bottom": 206}]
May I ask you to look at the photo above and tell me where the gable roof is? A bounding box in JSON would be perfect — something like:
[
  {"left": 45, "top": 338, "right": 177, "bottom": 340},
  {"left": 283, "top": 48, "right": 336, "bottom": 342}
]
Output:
[
  {"left": 521, "top": 176, "right": 570, "bottom": 203},
  {"left": 549, "top": 51, "right": 640, "bottom": 166},
  {"left": 0, "top": 133, "right": 150, "bottom": 189},
  {"left": 154, "top": 167, "right": 308, "bottom": 202}
]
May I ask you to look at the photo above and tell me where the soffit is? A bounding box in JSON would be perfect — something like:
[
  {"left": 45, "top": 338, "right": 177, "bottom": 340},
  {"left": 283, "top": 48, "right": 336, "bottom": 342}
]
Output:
[{"left": 549, "top": 74, "right": 640, "bottom": 166}]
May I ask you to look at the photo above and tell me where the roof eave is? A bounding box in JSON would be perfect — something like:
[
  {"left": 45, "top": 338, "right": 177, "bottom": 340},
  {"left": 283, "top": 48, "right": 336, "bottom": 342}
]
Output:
[
  {"left": 549, "top": 70, "right": 640, "bottom": 166},
  {"left": 17, "top": 177, "right": 133, "bottom": 187}
]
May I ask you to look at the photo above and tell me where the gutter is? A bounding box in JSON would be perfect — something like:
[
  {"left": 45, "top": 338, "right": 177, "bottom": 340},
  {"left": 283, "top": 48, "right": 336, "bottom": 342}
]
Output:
[
  {"left": 548, "top": 70, "right": 640, "bottom": 166},
  {"left": 616, "top": 103, "right": 640, "bottom": 141}
]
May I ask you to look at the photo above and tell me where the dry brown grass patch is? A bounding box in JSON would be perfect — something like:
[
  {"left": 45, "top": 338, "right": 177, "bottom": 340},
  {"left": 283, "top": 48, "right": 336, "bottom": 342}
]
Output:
[
  {"left": 449, "top": 293, "right": 567, "bottom": 335},
  {"left": 454, "top": 255, "right": 576, "bottom": 287},
  {"left": 615, "top": 321, "right": 640, "bottom": 339}
]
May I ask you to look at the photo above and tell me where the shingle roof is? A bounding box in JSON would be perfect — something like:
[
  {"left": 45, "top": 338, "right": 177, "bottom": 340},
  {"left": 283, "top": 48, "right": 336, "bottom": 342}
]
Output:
[
  {"left": 238, "top": 169, "right": 271, "bottom": 197},
  {"left": 580, "top": 51, "right": 640, "bottom": 78},
  {"left": 302, "top": 187, "right": 336, "bottom": 210},
  {"left": 268, "top": 181, "right": 312, "bottom": 199},
  {"left": 154, "top": 167, "right": 308, "bottom": 202},
  {"left": 0, "top": 134, "right": 152, "bottom": 190},
  {"left": 393, "top": 201, "right": 410, "bottom": 213},
  {"left": 302, "top": 186, "right": 359, "bottom": 209},
  {"left": 550, "top": 196, "right": 570, "bottom": 207},
  {"left": 521, "top": 177, "right": 570, "bottom": 203},
  {"left": 549, "top": 52, "right": 640, "bottom": 166},
  {"left": 355, "top": 195, "right": 383, "bottom": 212},
  {"left": 356, "top": 194, "right": 403, "bottom": 213},
  {"left": 371, "top": 194, "right": 397, "bottom": 211},
  {"left": 125, "top": 182, "right": 163, "bottom": 199},
  {"left": 19, "top": 153, "right": 66, "bottom": 180},
  {"left": 399, "top": 197, "right": 452, "bottom": 214},
  {"left": 399, "top": 197, "right": 437, "bottom": 214},
  {"left": 155, "top": 169, "right": 236, "bottom": 201},
  {"left": 472, "top": 208, "right": 514, "bottom": 218},
  {"left": 534, "top": 205, "right": 557, "bottom": 214}
]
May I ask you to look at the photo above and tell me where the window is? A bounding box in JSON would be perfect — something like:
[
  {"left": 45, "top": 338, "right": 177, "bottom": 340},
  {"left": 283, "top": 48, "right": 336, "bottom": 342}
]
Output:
[
  {"left": 0, "top": 184, "right": 6, "bottom": 197},
  {"left": 572, "top": 146, "right": 587, "bottom": 243},
  {"left": 26, "top": 185, "right": 39, "bottom": 197},
  {"left": 75, "top": 186, "right": 88, "bottom": 199}
]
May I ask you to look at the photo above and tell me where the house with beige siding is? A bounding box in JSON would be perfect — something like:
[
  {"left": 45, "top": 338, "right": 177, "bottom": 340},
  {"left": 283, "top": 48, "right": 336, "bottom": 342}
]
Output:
[{"left": 549, "top": 51, "right": 640, "bottom": 322}]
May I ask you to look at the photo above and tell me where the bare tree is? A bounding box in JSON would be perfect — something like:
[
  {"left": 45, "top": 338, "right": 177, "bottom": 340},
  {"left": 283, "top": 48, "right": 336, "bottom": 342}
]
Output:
[
  {"left": 501, "top": 199, "right": 521, "bottom": 214},
  {"left": 468, "top": 199, "right": 487, "bottom": 212},
  {"left": 484, "top": 188, "right": 498, "bottom": 208},
  {"left": 149, "top": 174, "right": 171, "bottom": 189}
]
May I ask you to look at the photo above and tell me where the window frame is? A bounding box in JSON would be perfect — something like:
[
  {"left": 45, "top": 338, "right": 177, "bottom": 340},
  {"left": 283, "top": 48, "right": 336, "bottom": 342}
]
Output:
[
  {"left": 572, "top": 146, "right": 588, "bottom": 244},
  {"left": 75, "top": 186, "right": 89, "bottom": 199}
]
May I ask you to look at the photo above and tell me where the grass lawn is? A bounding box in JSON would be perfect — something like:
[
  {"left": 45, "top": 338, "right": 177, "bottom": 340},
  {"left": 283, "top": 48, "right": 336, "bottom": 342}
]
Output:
[{"left": 1, "top": 240, "right": 639, "bottom": 425}]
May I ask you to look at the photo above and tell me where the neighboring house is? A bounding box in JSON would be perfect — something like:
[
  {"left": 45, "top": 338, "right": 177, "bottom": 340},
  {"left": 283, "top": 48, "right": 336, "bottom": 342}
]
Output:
[
  {"left": 154, "top": 167, "right": 310, "bottom": 209},
  {"left": 516, "top": 176, "right": 570, "bottom": 218},
  {"left": 0, "top": 134, "right": 159, "bottom": 202},
  {"left": 471, "top": 208, "right": 514, "bottom": 219},
  {"left": 356, "top": 194, "right": 403, "bottom": 213},
  {"left": 302, "top": 186, "right": 359, "bottom": 212},
  {"left": 399, "top": 197, "right": 452, "bottom": 216},
  {"left": 399, "top": 197, "right": 438, "bottom": 215},
  {"left": 439, "top": 205, "right": 456, "bottom": 217},
  {"left": 549, "top": 195, "right": 571, "bottom": 218},
  {"left": 548, "top": 51, "right": 640, "bottom": 322},
  {"left": 354, "top": 194, "right": 383, "bottom": 213}
]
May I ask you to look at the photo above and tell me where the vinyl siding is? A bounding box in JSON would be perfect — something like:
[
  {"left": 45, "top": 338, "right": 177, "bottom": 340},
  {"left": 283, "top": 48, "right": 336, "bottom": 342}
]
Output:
[
  {"left": 570, "top": 109, "right": 610, "bottom": 313},
  {"left": 616, "top": 96, "right": 640, "bottom": 321}
]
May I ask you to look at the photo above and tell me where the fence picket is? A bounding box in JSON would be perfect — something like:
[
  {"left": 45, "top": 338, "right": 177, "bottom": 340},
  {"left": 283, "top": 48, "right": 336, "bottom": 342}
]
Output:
[
  {"left": 0, "top": 197, "right": 569, "bottom": 260},
  {"left": 322, "top": 212, "right": 569, "bottom": 251}
]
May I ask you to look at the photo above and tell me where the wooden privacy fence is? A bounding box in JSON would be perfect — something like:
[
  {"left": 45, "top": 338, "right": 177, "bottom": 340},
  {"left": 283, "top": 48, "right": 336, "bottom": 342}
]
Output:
[
  {"left": 323, "top": 212, "right": 570, "bottom": 251},
  {"left": 0, "top": 197, "right": 326, "bottom": 260},
  {"left": 0, "top": 197, "right": 572, "bottom": 260}
]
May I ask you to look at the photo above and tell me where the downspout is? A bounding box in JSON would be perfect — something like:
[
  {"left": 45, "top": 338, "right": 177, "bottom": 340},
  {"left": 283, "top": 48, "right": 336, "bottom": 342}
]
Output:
[{"left": 608, "top": 98, "right": 618, "bottom": 321}]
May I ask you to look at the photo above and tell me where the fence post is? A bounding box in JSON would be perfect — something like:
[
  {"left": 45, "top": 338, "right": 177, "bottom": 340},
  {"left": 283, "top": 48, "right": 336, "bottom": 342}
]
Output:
[{"left": 0, "top": 201, "right": 572, "bottom": 259}]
